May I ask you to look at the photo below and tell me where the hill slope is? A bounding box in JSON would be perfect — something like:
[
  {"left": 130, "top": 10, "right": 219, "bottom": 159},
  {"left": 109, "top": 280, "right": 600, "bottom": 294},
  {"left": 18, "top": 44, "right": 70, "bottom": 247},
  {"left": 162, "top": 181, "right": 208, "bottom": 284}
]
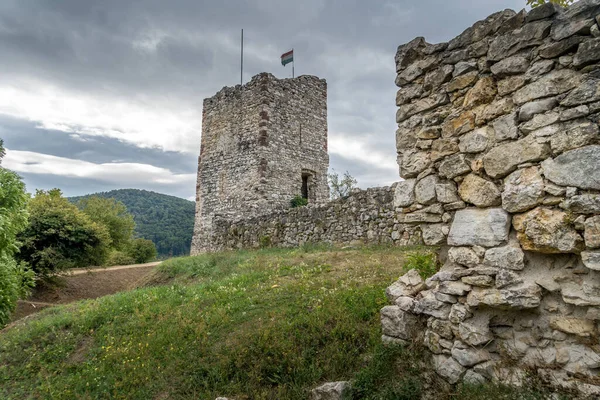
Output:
[{"left": 70, "top": 189, "right": 195, "bottom": 257}]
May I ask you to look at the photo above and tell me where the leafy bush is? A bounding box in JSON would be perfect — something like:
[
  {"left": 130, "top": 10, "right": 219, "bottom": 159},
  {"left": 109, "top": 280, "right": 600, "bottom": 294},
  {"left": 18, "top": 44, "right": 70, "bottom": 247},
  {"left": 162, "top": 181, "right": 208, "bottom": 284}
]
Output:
[
  {"left": 328, "top": 169, "right": 358, "bottom": 200},
  {"left": 404, "top": 250, "right": 438, "bottom": 279},
  {"left": 77, "top": 196, "right": 135, "bottom": 251},
  {"left": 127, "top": 238, "right": 157, "bottom": 264},
  {"left": 290, "top": 195, "right": 308, "bottom": 208},
  {"left": 0, "top": 148, "right": 33, "bottom": 326},
  {"left": 17, "top": 189, "right": 111, "bottom": 276},
  {"left": 105, "top": 251, "right": 136, "bottom": 266}
]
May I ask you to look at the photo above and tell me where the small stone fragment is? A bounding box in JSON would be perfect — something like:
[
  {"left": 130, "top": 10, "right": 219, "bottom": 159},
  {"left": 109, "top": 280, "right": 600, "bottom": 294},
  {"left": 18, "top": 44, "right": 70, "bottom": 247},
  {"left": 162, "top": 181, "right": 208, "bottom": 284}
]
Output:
[{"left": 458, "top": 174, "right": 501, "bottom": 208}]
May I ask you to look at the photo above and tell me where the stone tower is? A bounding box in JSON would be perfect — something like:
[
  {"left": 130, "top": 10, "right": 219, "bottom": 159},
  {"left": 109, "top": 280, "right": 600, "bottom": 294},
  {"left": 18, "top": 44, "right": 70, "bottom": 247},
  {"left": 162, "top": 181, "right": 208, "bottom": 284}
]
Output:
[{"left": 191, "top": 73, "right": 329, "bottom": 254}]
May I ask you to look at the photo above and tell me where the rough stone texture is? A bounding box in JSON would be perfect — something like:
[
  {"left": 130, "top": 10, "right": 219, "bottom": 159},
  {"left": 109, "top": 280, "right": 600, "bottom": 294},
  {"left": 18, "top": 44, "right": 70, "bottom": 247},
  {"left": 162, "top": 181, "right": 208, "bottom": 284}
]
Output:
[
  {"left": 310, "top": 381, "right": 351, "bottom": 400},
  {"left": 448, "top": 208, "right": 511, "bottom": 247},
  {"left": 387, "top": 4, "right": 600, "bottom": 393},
  {"left": 192, "top": 73, "right": 329, "bottom": 254}
]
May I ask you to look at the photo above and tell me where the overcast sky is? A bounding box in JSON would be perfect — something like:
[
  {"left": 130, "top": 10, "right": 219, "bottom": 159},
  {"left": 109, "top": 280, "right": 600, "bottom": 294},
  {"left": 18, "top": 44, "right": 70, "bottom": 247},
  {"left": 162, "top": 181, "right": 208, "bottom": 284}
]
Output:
[{"left": 0, "top": 0, "right": 525, "bottom": 200}]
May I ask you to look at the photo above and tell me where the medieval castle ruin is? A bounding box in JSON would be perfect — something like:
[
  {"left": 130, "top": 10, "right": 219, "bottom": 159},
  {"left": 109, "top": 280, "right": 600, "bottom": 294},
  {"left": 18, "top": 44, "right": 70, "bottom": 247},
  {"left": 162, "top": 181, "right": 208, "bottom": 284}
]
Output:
[{"left": 192, "top": 0, "right": 600, "bottom": 395}]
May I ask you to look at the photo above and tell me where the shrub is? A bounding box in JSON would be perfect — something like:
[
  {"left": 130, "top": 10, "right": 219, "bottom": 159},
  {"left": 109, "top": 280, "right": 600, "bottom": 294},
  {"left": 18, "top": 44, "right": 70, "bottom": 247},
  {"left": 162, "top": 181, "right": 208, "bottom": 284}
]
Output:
[
  {"left": 105, "top": 251, "right": 136, "bottom": 266},
  {"left": 77, "top": 196, "right": 135, "bottom": 251},
  {"left": 290, "top": 195, "right": 308, "bottom": 208},
  {"left": 127, "top": 238, "right": 157, "bottom": 264},
  {"left": 404, "top": 250, "right": 438, "bottom": 279}
]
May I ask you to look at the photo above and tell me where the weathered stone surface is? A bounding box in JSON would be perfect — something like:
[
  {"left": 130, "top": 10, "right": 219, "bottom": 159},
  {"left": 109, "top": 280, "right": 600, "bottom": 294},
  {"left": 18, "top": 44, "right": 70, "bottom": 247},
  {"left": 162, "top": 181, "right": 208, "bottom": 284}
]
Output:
[
  {"left": 513, "top": 69, "right": 581, "bottom": 105},
  {"left": 453, "top": 61, "right": 478, "bottom": 77},
  {"left": 581, "top": 250, "right": 600, "bottom": 271},
  {"left": 400, "top": 150, "right": 431, "bottom": 178},
  {"left": 492, "top": 113, "right": 518, "bottom": 141},
  {"left": 574, "top": 37, "right": 600, "bottom": 67},
  {"left": 442, "top": 110, "right": 476, "bottom": 137},
  {"left": 497, "top": 76, "right": 526, "bottom": 96},
  {"left": 550, "top": 317, "right": 595, "bottom": 337},
  {"left": 381, "top": 306, "right": 421, "bottom": 340},
  {"left": 435, "top": 181, "right": 459, "bottom": 204},
  {"left": 397, "top": 94, "right": 449, "bottom": 122},
  {"left": 520, "top": 113, "right": 560, "bottom": 134},
  {"left": 584, "top": 216, "right": 600, "bottom": 248},
  {"left": 483, "top": 245, "right": 525, "bottom": 271},
  {"left": 459, "top": 127, "right": 493, "bottom": 154},
  {"left": 311, "top": 381, "right": 351, "bottom": 400},
  {"left": 424, "top": 65, "right": 454, "bottom": 90},
  {"left": 448, "top": 208, "right": 510, "bottom": 247},
  {"left": 512, "top": 207, "right": 584, "bottom": 253},
  {"left": 541, "top": 145, "right": 600, "bottom": 190},
  {"left": 559, "top": 105, "right": 589, "bottom": 121},
  {"left": 524, "top": 59, "right": 555, "bottom": 80},
  {"left": 396, "top": 85, "right": 423, "bottom": 106},
  {"left": 483, "top": 136, "right": 550, "bottom": 178},
  {"left": 476, "top": 98, "right": 514, "bottom": 125},
  {"left": 458, "top": 320, "right": 493, "bottom": 346},
  {"left": 490, "top": 56, "right": 529, "bottom": 78},
  {"left": 550, "top": 121, "right": 599, "bottom": 154},
  {"left": 452, "top": 346, "right": 491, "bottom": 367},
  {"left": 463, "top": 77, "right": 497, "bottom": 109},
  {"left": 539, "top": 35, "right": 583, "bottom": 59},
  {"left": 417, "top": 126, "right": 441, "bottom": 139},
  {"left": 561, "top": 194, "right": 600, "bottom": 214},
  {"left": 431, "top": 138, "right": 459, "bottom": 161},
  {"left": 488, "top": 21, "right": 552, "bottom": 62},
  {"left": 463, "top": 275, "right": 494, "bottom": 287},
  {"left": 561, "top": 77, "right": 600, "bottom": 106},
  {"left": 448, "top": 247, "right": 480, "bottom": 267},
  {"left": 518, "top": 98, "right": 558, "bottom": 122},
  {"left": 467, "top": 284, "right": 542, "bottom": 309},
  {"left": 433, "top": 355, "right": 466, "bottom": 384},
  {"left": 458, "top": 174, "right": 501, "bottom": 208},
  {"left": 415, "top": 175, "right": 439, "bottom": 205},
  {"left": 414, "top": 290, "right": 452, "bottom": 319},
  {"left": 495, "top": 269, "right": 523, "bottom": 288},
  {"left": 394, "top": 179, "right": 416, "bottom": 207},
  {"left": 447, "top": 71, "right": 478, "bottom": 92},
  {"left": 395, "top": 37, "right": 427, "bottom": 72},
  {"left": 551, "top": 0, "right": 600, "bottom": 41},
  {"left": 439, "top": 281, "right": 472, "bottom": 296},
  {"left": 526, "top": 1, "right": 561, "bottom": 22},
  {"left": 422, "top": 224, "right": 447, "bottom": 245},
  {"left": 502, "top": 166, "right": 544, "bottom": 213},
  {"left": 438, "top": 154, "right": 471, "bottom": 179}
]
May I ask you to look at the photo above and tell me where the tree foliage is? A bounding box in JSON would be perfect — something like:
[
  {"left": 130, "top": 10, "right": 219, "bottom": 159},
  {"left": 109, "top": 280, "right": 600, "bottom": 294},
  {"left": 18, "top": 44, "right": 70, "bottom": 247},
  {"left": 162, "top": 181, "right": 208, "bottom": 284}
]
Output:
[
  {"left": 0, "top": 140, "right": 34, "bottom": 325},
  {"left": 70, "top": 189, "right": 195, "bottom": 257},
  {"left": 77, "top": 197, "right": 135, "bottom": 251},
  {"left": 127, "top": 238, "right": 158, "bottom": 264},
  {"left": 526, "top": 0, "right": 574, "bottom": 7},
  {"left": 328, "top": 170, "right": 358, "bottom": 200},
  {"left": 17, "top": 189, "right": 111, "bottom": 276}
]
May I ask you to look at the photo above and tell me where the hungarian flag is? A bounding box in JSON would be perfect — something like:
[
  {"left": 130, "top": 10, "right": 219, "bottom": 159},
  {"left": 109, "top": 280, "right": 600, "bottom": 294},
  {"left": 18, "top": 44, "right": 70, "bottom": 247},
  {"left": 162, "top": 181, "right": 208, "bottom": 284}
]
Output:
[{"left": 281, "top": 50, "right": 293, "bottom": 66}]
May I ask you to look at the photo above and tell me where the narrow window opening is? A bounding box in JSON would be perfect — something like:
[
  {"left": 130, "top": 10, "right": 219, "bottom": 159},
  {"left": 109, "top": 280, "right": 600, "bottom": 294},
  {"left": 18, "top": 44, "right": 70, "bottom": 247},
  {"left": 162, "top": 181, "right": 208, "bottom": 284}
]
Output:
[{"left": 301, "top": 174, "right": 309, "bottom": 199}]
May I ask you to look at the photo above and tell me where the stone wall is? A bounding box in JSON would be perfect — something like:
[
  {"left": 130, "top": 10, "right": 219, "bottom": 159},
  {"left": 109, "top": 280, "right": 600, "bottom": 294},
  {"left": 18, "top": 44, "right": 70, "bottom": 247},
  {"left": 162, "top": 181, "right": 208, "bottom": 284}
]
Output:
[
  {"left": 203, "top": 185, "right": 425, "bottom": 252},
  {"left": 191, "top": 73, "right": 330, "bottom": 254},
  {"left": 384, "top": 1, "right": 600, "bottom": 396}
]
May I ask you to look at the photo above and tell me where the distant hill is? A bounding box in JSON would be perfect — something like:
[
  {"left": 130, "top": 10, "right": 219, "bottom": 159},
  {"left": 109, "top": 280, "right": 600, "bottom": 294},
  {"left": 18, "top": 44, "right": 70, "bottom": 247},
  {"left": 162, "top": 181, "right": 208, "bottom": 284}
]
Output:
[{"left": 70, "top": 189, "right": 195, "bottom": 257}]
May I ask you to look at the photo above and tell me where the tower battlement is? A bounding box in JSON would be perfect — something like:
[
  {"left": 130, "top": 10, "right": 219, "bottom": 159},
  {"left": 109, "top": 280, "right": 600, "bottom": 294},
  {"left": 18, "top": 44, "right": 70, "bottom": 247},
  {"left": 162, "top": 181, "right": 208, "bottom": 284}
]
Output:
[{"left": 191, "top": 73, "right": 329, "bottom": 254}]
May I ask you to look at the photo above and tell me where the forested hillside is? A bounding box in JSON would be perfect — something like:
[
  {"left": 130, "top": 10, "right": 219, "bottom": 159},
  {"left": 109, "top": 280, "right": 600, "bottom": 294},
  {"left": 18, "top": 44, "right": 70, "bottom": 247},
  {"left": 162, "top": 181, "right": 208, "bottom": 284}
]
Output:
[{"left": 70, "top": 189, "right": 195, "bottom": 257}]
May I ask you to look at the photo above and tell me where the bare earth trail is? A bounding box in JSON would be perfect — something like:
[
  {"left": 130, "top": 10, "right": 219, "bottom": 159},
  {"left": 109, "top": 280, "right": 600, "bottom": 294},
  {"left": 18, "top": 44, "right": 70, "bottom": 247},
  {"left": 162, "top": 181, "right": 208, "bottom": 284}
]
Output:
[{"left": 12, "top": 261, "right": 162, "bottom": 321}]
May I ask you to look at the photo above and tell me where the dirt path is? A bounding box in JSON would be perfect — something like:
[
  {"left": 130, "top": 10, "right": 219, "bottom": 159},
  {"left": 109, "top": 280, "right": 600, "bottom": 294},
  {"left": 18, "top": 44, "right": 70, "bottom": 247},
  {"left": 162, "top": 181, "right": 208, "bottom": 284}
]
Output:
[{"left": 12, "top": 261, "right": 162, "bottom": 321}]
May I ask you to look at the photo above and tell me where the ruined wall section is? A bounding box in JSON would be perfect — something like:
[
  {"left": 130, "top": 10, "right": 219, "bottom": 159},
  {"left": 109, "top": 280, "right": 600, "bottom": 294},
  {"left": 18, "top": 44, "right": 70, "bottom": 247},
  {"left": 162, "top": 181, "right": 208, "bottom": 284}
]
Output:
[
  {"left": 384, "top": 1, "right": 600, "bottom": 395},
  {"left": 191, "top": 73, "right": 329, "bottom": 254},
  {"left": 204, "top": 185, "right": 424, "bottom": 252}
]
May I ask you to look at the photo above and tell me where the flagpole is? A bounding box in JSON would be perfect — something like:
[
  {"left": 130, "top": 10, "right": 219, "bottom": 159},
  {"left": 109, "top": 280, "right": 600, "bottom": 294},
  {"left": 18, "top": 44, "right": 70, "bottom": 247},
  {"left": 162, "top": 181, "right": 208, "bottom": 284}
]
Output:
[
  {"left": 292, "top": 48, "right": 295, "bottom": 78},
  {"left": 240, "top": 29, "right": 244, "bottom": 85}
]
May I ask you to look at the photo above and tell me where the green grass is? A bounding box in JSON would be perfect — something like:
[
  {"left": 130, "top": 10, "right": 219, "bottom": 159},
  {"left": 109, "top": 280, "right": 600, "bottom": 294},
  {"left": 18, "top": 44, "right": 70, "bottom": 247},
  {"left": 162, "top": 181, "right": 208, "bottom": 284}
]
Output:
[{"left": 0, "top": 245, "right": 568, "bottom": 399}]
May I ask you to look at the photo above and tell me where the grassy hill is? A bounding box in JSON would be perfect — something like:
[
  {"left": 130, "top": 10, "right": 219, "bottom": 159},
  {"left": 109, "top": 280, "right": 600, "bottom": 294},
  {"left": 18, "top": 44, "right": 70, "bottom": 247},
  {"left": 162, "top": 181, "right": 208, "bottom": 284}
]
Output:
[
  {"left": 70, "top": 189, "right": 195, "bottom": 257},
  {"left": 0, "top": 245, "right": 563, "bottom": 399}
]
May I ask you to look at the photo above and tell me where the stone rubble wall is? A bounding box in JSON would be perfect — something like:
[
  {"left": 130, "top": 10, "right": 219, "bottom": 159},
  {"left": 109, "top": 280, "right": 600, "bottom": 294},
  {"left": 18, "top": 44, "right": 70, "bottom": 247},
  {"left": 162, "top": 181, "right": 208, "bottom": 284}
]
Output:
[
  {"left": 385, "top": 0, "right": 600, "bottom": 396},
  {"left": 191, "top": 73, "right": 329, "bottom": 255},
  {"left": 202, "top": 186, "right": 426, "bottom": 252}
]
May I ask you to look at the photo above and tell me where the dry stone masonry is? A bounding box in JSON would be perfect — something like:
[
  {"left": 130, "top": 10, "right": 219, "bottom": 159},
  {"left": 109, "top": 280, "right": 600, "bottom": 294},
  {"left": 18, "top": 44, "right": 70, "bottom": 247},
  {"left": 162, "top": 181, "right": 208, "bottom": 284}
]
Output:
[
  {"left": 385, "top": 1, "right": 600, "bottom": 395},
  {"left": 191, "top": 73, "right": 330, "bottom": 254}
]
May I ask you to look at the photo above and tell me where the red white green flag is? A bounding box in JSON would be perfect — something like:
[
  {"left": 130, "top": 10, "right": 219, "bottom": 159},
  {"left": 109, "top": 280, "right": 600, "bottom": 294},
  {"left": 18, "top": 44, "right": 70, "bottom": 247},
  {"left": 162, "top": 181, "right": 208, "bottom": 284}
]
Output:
[{"left": 281, "top": 50, "right": 293, "bottom": 66}]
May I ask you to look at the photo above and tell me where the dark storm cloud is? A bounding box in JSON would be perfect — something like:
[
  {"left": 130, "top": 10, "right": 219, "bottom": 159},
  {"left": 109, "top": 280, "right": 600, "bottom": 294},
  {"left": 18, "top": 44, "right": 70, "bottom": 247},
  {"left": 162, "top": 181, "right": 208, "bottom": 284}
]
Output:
[{"left": 0, "top": 0, "right": 526, "bottom": 198}]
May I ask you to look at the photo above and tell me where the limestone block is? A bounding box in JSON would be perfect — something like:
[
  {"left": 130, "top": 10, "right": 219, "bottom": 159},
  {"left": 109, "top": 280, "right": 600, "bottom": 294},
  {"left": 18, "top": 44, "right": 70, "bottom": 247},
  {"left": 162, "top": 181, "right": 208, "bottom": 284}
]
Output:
[
  {"left": 483, "top": 136, "right": 550, "bottom": 178},
  {"left": 438, "top": 281, "right": 472, "bottom": 296},
  {"left": 487, "top": 21, "right": 552, "bottom": 61},
  {"left": 561, "top": 77, "right": 600, "bottom": 106},
  {"left": 502, "top": 166, "right": 544, "bottom": 213},
  {"left": 458, "top": 127, "right": 493, "bottom": 154},
  {"left": 396, "top": 84, "right": 423, "bottom": 106},
  {"left": 550, "top": 317, "right": 596, "bottom": 337},
  {"left": 310, "top": 381, "right": 351, "bottom": 400},
  {"left": 466, "top": 284, "right": 542, "bottom": 309},
  {"left": 421, "top": 224, "right": 447, "bottom": 245},
  {"left": 539, "top": 35, "right": 583, "bottom": 59},
  {"left": 550, "top": 121, "right": 599, "bottom": 154},
  {"left": 559, "top": 105, "right": 589, "bottom": 121},
  {"left": 438, "top": 154, "right": 471, "bottom": 179},
  {"left": 463, "top": 77, "right": 497, "bottom": 109},
  {"left": 512, "top": 207, "right": 584, "bottom": 253},
  {"left": 483, "top": 245, "right": 525, "bottom": 270},
  {"left": 584, "top": 216, "right": 600, "bottom": 248},
  {"left": 400, "top": 150, "right": 431, "bottom": 178},
  {"left": 495, "top": 269, "right": 523, "bottom": 289},
  {"left": 452, "top": 346, "right": 491, "bottom": 367},
  {"left": 449, "top": 303, "right": 471, "bottom": 324},
  {"left": 433, "top": 355, "right": 466, "bottom": 384},
  {"left": 446, "top": 71, "right": 478, "bottom": 92},
  {"left": 458, "top": 320, "right": 493, "bottom": 346},
  {"left": 491, "top": 113, "right": 518, "bottom": 141},
  {"left": 581, "top": 250, "right": 600, "bottom": 271},
  {"left": 490, "top": 55, "right": 529, "bottom": 78},
  {"left": 431, "top": 138, "right": 459, "bottom": 161},
  {"left": 498, "top": 76, "right": 526, "bottom": 96},
  {"left": 512, "top": 69, "right": 581, "bottom": 105},
  {"left": 413, "top": 290, "right": 452, "bottom": 319},
  {"left": 394, "top": 179, "right": 416, "bottom": 207},
  {"left": 520, "top": 113, "right": 559, "bottom": 134},
  {"left": 424, "top": 65, "right": 454, "bottom": 90},
  {"left": 380, "top": 305, "right": 421, "bottom": 340},
  {"left": 396, "top": 94, "right": 449, "bottom": 122},
  {"left": 453, "top": 61, "right": 477, "bottom": 77},
  {"left": 448, "top": 247, "right": 480, "bottom": 268},
  {"left": 561, "top": 194, "right": 600, "bottom": 214},
  {"left": 442, "top": 109, "right": 476, "bottom": 137},
  {"left": 435, "top": 181, "right": 459, "bottom": 204},
  {"left": 518, "top": 98, "right": 558, "bottom": 122},
  {"left": 542, "top": 145, "right": 600, "bottom": 190},
  {"left": 526, "top": 1, "right": 561, "bottom": 22},
  {"left": 462, "top": 275, "right": 494, "bottom": 287},
  {"left": 448, "top": 208, "right": 510, "bottom": 247},
  {"left": 458, "top": 174, "right": 501, "bottom": 208},
  {"left": 551, "top": 0, "right": 600, "bottom": 41}
]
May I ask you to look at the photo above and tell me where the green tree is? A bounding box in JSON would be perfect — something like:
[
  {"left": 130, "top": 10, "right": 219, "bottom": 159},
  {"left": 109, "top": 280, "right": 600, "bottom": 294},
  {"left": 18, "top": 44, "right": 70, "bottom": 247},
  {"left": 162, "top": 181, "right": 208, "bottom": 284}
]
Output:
[
  {"left": 526, "top": 0, "right": 574, "bottom": 7},
  {"left": 78, "top": 196, "right": 135, "bottom": 250},
  {"left": 0, "top": 140, "right": 34, "bottom": 325},
  {"left": 127, "top": 238, "right": 157, "bottom": 264},
  {"left": 328, "top": 170, "right": 358, "bottom": 200},
  {"left": 17, "top": 189, "right": 111, "bottom": 276}
]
